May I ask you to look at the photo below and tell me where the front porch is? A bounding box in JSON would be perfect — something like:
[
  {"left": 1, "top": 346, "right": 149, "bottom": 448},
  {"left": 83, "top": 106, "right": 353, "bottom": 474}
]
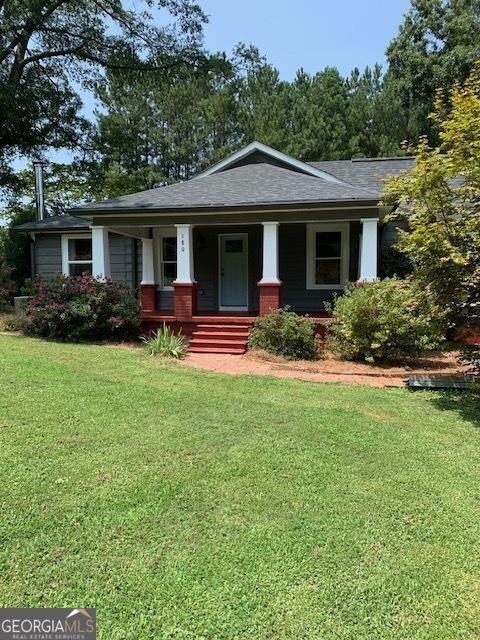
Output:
[
  {"left": 90, "top": 216, "right": 378, "bottom": 351},
  {"left": 91, "top": 217, "right": 379, "bottom": 323}
]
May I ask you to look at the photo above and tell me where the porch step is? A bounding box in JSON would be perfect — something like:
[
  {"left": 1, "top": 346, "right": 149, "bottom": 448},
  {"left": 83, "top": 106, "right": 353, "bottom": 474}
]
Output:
[
  {"left": 193, "top": 330, "right": 250, "bottom": 340},
  {"left": 189, "top": 346, "right": 246, "bottom": 355},
  {"left": 194, "top": 323, "right": 251, "bottom": 333},
  {"left": 189, "top": 322, "right": 251, "bottom": 354}
]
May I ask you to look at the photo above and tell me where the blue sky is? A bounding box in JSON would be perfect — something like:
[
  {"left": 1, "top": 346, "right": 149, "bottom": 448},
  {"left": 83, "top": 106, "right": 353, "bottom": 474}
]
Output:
[{"left": 199, "top": 0, "right": 412, "bottom": 79}]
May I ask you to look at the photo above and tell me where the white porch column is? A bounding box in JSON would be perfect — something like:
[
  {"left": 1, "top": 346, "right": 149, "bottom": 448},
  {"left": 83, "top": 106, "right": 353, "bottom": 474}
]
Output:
[
  {"left": 359, "top": 218, "right": 378, "bottom": 281},
  {"left": 174, "top": 224, "right": 196, "bottom": 283},
  {"left": 259, "top": 221, "right": 280, "bottom": 283},
  {"left": 92, "top": 226, "right": 110, "bottom": 280},
  {"left": 140, "top": 238, "right": 155, "bottom": 285}
]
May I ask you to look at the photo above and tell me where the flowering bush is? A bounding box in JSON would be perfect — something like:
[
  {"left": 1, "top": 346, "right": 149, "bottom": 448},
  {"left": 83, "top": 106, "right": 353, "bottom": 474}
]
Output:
[
  {"left": 23, "top": 273, "right": 141, "bottom": 341},
  {"left": 248, "top": 307, "right": 319, "bottom": 360},
  {"left": 326, "top": 279, "right": 447, "bottom": 363}
]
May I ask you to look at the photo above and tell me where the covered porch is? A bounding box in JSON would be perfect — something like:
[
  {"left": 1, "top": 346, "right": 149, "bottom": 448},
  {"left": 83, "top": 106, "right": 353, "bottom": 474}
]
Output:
[{"left": 89, "top": 215, "right": 379, "bottom": 326}]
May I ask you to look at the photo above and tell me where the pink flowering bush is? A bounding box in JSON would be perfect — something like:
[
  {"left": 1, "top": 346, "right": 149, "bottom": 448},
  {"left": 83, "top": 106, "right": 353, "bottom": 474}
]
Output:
[{"left": 23, "top": 273, "right": 141, "bottom": 341}]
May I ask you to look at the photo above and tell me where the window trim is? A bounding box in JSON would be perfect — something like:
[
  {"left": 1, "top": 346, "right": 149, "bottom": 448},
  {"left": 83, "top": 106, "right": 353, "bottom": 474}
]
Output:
[
  {"left": 154, "top": 227, "right": 177, "bottom": 291},
  {"left": 61, "top": 233, "right": 92, "bottom": 276},
  {"left": 306, "top": 223, "right": 350, "bottom": 290}
]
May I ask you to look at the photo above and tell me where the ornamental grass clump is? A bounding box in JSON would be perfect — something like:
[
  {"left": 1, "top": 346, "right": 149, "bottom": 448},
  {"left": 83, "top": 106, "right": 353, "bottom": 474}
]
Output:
[
  {"left": 248, "top": 306, "right": 319, "bottom": 360},
  {"left": 326, "top": 279, "right": 447, "bottom": 363},
  {"left": 141, "top": 323, "right": 187, "bottom": 358},
  {"left": 22, "top": 273, "right": 141, "bottom": 341}
]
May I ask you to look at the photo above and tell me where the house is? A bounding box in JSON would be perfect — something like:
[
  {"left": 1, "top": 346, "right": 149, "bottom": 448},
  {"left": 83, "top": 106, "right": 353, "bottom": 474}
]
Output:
[{"left": 15, "top": 142, "right": 413, "bottom": 353}]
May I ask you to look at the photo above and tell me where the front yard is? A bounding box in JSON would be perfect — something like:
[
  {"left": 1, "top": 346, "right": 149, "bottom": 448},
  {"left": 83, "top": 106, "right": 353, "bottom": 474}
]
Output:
[{"left": 0, "top": 335, "right": 479, "bottom": 639}]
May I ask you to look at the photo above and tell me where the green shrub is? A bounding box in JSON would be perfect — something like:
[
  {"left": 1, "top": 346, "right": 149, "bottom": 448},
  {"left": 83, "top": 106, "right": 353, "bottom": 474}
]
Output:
[
  {"left": 0, "top": 314, "right": 23, "bottom": 332},
  {"left": 460, "top": 345, "right": 480, "bottom": 375},
  {"left": 248, "top": 307, "right": 319, "bottom": 360},
  {"left": 23, "top": 273, "right": 141, "bottom": 341},
  {"left": 0, "top": 258, "right": 16, "bottom": 309},
  {"left": 326, "top": 279, "right": 446, "bottom": 362},
  {"left": 141, "top": 324, "right": 187, "bottom": 358}
]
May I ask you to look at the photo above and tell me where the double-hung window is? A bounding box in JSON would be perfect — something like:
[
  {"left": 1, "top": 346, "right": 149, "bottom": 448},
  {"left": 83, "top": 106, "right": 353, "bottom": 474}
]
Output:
[
  {"left": 61, "top": 235, "right": 93, "bottom": 276},
  {"left": 306, "top": 223, "right": 349, "bottom": 289},
  {"left": 157, "top": 230, "right": 177, "bottom": 289}
]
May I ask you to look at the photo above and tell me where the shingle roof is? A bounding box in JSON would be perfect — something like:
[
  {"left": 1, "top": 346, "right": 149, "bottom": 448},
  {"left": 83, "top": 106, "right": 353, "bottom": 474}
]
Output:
[
  {"left": 71, "top": 162, "right": 378, "bottom": 214},
  {"left": 14, "top": 214, "right": 90, "bottom": 232},
  {"left": 308, "top": 157, "right": 414, "bottom": 197}
]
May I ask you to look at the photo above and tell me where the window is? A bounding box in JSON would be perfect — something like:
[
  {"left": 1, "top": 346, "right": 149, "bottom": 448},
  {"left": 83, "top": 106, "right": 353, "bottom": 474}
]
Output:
[
  {"left": 158, "top": 232, "right": 177, "bottom": 289},
  {"left": 306, "top": 223, "right": 349, "bottom": 289},
  {"left": 61, "top": 235, "right": 92, "bottom": 276}
]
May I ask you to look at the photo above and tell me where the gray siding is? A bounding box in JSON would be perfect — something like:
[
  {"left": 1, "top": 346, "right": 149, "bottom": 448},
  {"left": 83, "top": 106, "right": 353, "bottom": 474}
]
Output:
[
  {"left": 34, "top": 234, "right": 62, "bottom": 280},
  {"left": 380, "top": 218, "right": 408, "bottom": 250},
  {"left": 279, "top": 222, "right": 361, "bottom": 314},
  {"left": 109, "top": 234, "right": 136, "bottom": 287},
  {"left": 155, "top": 225, "right": 262, "bottom": 312},
  {"left": 34, "top": 232, "right": 137, "bottom": 288}
]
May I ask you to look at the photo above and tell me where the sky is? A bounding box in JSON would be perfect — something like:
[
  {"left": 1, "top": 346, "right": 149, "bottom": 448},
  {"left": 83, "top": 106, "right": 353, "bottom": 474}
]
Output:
[{"left": 199, "top": 0, "right": 412, "bottom": 79}]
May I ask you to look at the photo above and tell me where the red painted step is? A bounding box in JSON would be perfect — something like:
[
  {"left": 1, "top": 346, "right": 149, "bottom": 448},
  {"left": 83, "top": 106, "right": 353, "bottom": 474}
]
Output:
[
  {"left": 188, "top": 322, "right": 251, "bottom": 354},
  {"left": 189, "top": 346, "right": 246, "bottom": 355}
]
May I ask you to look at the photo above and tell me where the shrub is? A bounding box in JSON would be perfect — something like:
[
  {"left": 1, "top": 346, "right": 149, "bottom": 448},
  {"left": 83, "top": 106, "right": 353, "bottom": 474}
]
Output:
[
  {"left": 0, "top": 258, "right": 16, "bottom": 311},
  {"left": 141, "top": 324, "right": 187, "bottom": 358},
  {"left": 326, "top": 279, "right": 446, "bottom": 363},
  {"left": 22, "top": 273, "right": 141, "bottom": 341},
  {"left": 20, "top": 277, "right": 42, "bottom": 296},
  {"left": 248, "top": 307, "right": 319, "bottom": 360},
  {"left": 0, "top": 314, "right": 24, "bottom": 332},
  {"left": 460, "top": 345, "right": 480, "bottom": 375}
]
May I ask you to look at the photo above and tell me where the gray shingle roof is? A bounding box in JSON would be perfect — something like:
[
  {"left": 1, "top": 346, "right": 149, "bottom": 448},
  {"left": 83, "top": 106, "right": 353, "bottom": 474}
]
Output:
[
  {"left": 309, "top": 157, "right": 414, "bottom": 197},
  {"left": 14, "top": 214, "right": 90, "bottom": 232},
  {"left": 70, "top": 162, "right": 378, "bottom": 214}
]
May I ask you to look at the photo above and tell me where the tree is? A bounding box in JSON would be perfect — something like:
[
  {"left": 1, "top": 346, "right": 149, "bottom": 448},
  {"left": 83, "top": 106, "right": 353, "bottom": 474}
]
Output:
[
  {"left": 347, "top": 65, "right": 406, "bottom": 158},
  {"left": 0, "top": 0, "right": 207, "bottom": 187},
  {"left": 385, "top": 0, "right": 480, "bottom": 143},
  {"left": 382, "top": 64, "right": 480, "bottom": 320},
  {"left": 0, "top": 163, "right": 90, "bottom": 285}
]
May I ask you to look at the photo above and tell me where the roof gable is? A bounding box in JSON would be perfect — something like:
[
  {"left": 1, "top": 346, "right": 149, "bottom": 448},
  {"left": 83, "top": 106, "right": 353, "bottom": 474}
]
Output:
[{"left": 197, "top": 141, "right": 344, "bottom": 184}]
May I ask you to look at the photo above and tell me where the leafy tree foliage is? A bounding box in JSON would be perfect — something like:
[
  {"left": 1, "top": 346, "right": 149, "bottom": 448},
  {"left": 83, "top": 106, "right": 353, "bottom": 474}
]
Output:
[
  {"left": 0, "top": 0, "right": 208, "bottom": 187},
  {"left": 386, "top": 0, "right": 480, "bottom": 143},
  {"left": 383, "top": 64, "right": 480, "bottom": 319},
  {"left": 0, "top": 163, "right": 90, "bottom": 286}
]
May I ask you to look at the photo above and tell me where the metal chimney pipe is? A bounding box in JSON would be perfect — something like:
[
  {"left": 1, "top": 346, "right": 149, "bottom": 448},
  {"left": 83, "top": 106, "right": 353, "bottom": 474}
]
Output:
[{"left": 33, "top": 160, "right": 46, "bottom": 221}]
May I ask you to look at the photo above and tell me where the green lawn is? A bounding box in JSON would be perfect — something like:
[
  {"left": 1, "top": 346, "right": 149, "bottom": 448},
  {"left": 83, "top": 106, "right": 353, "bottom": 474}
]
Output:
[{"left": 0, "top": 335, "right": 479, "bottom": 639}]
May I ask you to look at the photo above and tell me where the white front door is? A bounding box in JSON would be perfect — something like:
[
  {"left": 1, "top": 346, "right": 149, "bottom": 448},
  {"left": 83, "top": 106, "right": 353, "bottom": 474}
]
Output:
[{"left": 219, "top": 234, "right": 248, "bottom": 310}]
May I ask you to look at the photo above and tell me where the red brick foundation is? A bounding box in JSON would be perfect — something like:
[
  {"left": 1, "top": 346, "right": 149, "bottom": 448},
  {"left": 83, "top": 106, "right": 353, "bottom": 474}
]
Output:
[
  {"left": 173, "top": 282, "right": 198, "bottom": 321},
  {"left": 140, "top": 284, "right": 156, "bottom": 313},
  {"left": 258, "top": 281, "right": 282, "bottom": 315}
]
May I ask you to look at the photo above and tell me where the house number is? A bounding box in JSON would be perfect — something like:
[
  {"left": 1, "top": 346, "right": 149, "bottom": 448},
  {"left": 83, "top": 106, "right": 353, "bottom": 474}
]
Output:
[{"left": 180, "top": 231, "right": 186, "bottom": 252}]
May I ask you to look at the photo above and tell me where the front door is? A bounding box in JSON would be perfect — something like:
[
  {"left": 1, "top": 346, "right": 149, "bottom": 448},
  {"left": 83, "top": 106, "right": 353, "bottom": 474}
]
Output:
[{"left": 219, "top": 234, "right": 248, "bottom": 310}]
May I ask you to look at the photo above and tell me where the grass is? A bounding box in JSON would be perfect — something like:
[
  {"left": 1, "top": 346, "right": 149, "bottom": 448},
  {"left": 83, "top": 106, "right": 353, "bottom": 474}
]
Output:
[{"left": 0, "top": 334, "right": 479, "bottom": 639}]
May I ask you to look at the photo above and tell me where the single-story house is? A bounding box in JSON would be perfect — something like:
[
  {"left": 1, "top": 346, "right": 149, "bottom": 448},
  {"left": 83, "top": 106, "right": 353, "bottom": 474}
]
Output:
[{"left": 16, "top": 142, "right": 413, "bottom": 353}]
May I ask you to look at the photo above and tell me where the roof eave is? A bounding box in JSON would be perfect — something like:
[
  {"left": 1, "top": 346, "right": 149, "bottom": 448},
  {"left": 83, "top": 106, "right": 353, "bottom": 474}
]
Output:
[{"left": 69, "top": 198, "right": 380, "bottom": 218}]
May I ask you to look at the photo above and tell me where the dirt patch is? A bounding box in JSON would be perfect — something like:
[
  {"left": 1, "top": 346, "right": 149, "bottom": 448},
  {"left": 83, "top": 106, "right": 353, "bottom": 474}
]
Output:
[{"left": 181, "top": 348, "right": 468, "bottom": 387}]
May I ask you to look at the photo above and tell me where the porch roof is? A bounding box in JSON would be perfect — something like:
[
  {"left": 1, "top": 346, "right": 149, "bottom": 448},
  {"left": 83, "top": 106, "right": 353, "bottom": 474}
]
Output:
[{"left": 69, "top": 162, "right": 379, "bottom": 216}]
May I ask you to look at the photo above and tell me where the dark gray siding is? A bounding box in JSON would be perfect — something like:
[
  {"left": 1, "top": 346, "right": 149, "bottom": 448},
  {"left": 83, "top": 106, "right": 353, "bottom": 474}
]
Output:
[
  {"left": 279, "top": 222, "right": 360, "bottom": 314},
  {"left": 34, "top": 234, "right": 62, "bottom": 280},
  {"left": 380, "top": 218, "right": 408, "bottom": 250},
  {"left": 109, "top": 234, "right": 136, "bottom": 287},
  {"left": 34, "top": 232, "right": 136, "bottom": 288},
  {"left": 155, "top": 225, "right": 262, "bottom": 312}
]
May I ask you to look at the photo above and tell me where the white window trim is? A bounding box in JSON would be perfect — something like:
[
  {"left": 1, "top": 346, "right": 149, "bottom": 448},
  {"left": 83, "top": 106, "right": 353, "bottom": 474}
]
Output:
[
  {"left": 306, "top": 223, "right": 350, "bottom": 290},
  {"left": 61, "top": 233, "right": 92, "bottom": 276},
  {"left": 154, "top": 227, "right": 177, "bottom": 291}
]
